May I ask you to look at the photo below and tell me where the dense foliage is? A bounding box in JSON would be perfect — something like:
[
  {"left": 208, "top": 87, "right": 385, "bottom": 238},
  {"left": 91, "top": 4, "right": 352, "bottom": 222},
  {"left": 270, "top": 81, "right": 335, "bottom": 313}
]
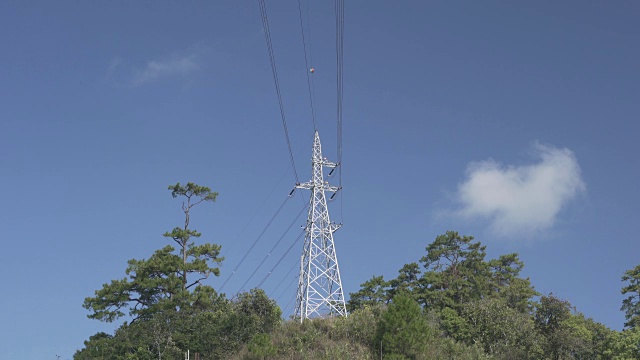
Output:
[
  {"left": 76, "top": 186, "right": 640, "bottom": 359},
  {"left": 344, "top": 231, "right": 639, "bottom": 360}
]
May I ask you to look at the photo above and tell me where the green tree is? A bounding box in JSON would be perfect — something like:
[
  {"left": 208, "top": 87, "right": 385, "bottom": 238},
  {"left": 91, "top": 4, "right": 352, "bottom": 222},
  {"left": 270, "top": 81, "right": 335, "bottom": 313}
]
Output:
[
  {"left": 83, "top": 182, "right": 223, "bottom": 322},
  {"left": 74, "top": 332, "right": 114, "bottom": 360},
  {"left": 231, "top": 288, "right": 282, "bottom": 337},
  {"left": 609, "top": 326, "right": 640, "bottom": 359},
  {"left": 487, "top": 253, "right": 538, "bottom": 313},
  {"left": 495, "top": 277, "right": 539, "bottom": 314},
  {"left": 560, "top": 313, "right": 620, "bottom": 360},
  {"left": 166, "top": 289, "right": 281, "bottom": 359},
  {"left": 462, "top": 297, "right": 543, "bottom": 359},
  {"left": 621, "top": 264, "right": 640, "bottom": 329},
  {"left": 130, "top": 312, "right": 183, "bottom": 360},
  {"left": 533, "top": 294, "right": 604, "bottom": 360},
  {"left": 388, "top": 263, "right": 422, "bottom": 299},
  {"left": 582, "top": 318, "right": 618, "bottom": 360},
  {"left": 438, "top": 306, "right": 471, "bottom": 344},
  {"left": 418, "top": 231, "right": 490, "bottom": 310},
  {"left": 75, "top": 315, "right": 186, "bottom": 360},
  {"left": 347, "top": 275, "right": 390, "bottom": 312},
  {"left": 376, "top": 294, "right": 432, "bottom": 359},
  {"left": 77, "top": 183, "right": 291, "bottom": 360},
  {"left": 247, "top": 333, "right": 277, "bottom": 359},
  {"left": 487, "top": 254, "right": 523, "bottom": 288},
  {"left": 535, "top": 295, "right": 571, "bottom": 359}
]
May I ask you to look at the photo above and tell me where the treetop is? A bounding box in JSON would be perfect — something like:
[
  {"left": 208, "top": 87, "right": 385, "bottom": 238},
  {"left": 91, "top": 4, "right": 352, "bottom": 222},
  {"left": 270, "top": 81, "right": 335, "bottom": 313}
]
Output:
[{"left": 169, "top": 182, "right": 218, "bottom": 202}]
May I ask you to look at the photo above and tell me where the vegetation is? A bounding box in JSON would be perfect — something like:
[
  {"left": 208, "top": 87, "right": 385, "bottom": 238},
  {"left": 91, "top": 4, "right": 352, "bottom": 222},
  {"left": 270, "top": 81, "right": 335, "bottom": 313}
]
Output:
[
  {"left": 75, "top": 185, "right": 640, "bottom": 359},
  {"left": 83, "top": 182, "right": 223, "bottom": 323}
]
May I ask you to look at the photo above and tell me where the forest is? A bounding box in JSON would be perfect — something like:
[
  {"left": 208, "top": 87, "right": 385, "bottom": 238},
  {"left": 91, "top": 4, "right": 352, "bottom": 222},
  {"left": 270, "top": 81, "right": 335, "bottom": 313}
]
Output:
[{"left": 75, "top": 183, "right": 640, "bottom": 359}]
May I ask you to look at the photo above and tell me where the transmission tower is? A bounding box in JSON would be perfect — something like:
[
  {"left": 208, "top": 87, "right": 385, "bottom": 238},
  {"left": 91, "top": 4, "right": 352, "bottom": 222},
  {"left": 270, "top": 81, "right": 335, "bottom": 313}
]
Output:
[{"left": 294, "top": 130, "right": 347, "bottom": 322}]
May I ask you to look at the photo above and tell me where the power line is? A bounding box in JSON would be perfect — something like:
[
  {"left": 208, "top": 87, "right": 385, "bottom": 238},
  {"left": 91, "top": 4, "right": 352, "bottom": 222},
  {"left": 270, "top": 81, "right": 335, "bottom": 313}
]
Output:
[
  {"left": 225, "top": 166, "right": 290, "bottom": 256},
  {"left": 229, "top": 1, "right": 307, "bottom": 294},
  {"left": 282, "top": 290, "right": 298, "bottom": 317},
  {"left": 269, "top": 261, "right": 299, "bottom": 298},
  {"left": 258, "top": 0, "right": 300, "bottom": 183},
  {"left": 305, "top": 0, "right": 319, "bottom": 128},
  {"left": 219, "top": 165, "right": 304, "bottom": 295},
  {"left": 237, "top": 205, "right": 307, "bottom": 294},
  {"left": 335, "top": 0, "right": 345, "bottom": 221},
  {"left": 257, "top": 229, "right": 305, "bottom": 289},
  {"left": 220, "top": 195, "right": 290, "bottom": 291},
  {"left": 297, "top": 0, "right": 317, "bottom": 130},
  {"left": 276, "top": 274, "right": 299, "bottom": 303}
]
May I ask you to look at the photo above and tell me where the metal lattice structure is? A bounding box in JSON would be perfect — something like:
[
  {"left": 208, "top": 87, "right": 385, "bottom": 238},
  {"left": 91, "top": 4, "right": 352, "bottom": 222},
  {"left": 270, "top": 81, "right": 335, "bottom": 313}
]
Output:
[{"left": 294, "top": 131, "right": 347, "bottom": 322}]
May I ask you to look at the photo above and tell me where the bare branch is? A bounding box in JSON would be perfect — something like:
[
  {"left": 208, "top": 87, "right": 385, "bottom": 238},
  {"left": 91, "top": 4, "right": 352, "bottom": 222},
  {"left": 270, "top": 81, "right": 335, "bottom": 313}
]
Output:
[
  {"left": 186, "top": 276, "right": 209, "bottom": 289},
  {"left": 190, "top": 198, "right": 206, "bottom": 207}
]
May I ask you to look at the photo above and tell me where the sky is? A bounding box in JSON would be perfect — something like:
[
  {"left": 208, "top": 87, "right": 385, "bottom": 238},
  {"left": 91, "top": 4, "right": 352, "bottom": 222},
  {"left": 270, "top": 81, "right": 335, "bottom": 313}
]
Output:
[{"left": 1, "top": 1, "right": 639, "bottom": 358}]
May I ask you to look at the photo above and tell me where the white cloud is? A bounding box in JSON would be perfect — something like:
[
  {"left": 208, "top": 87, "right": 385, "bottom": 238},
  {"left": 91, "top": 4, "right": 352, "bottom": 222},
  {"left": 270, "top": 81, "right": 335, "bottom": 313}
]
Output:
[
  {"left": 131, "top": 54, "right": 199, "bottom": 86},
  {"left": 456, "top": 143, "right": 585, "bottom": 237}
]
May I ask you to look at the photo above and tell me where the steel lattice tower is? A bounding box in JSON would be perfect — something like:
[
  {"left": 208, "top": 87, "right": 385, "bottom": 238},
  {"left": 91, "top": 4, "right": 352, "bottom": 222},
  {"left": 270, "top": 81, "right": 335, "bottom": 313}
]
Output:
[{"left": 294, "top": 131, "right": 347, "bottom": 322}]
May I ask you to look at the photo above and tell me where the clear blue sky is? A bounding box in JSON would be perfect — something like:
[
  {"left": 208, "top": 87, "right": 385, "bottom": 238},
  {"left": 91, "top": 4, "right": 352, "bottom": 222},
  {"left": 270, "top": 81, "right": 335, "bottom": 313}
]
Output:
[{"left": 1, "top": 1, "right": 638, "bottom": 358}]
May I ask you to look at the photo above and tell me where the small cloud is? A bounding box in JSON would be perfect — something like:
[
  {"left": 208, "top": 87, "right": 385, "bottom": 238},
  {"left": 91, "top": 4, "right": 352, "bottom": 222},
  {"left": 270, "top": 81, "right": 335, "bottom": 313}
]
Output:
[
  {"left": 455, "top": 143, "right": 585, "bottom": 237},
  {"left": 131, "top": 54, "right": 200, "bottom": 86},
  {"left": 107, "top": 57, "right": 121, "bottom": 75}
]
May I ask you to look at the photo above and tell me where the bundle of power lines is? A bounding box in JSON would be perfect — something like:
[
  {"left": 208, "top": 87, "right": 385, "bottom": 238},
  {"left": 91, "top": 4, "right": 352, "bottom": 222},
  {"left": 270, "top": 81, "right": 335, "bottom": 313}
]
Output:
[{"left": 219, "top": 0, "right": 346, "bottom": 316}]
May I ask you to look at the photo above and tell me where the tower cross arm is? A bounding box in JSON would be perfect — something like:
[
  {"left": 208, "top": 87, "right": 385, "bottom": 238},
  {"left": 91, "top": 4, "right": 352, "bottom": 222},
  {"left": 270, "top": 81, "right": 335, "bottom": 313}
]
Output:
[
  {"left": 320, "top": 159, "right": 339, "bottom": 168},
  {"left": 296, "top": 181, "right": 340, "bottom": 193}
]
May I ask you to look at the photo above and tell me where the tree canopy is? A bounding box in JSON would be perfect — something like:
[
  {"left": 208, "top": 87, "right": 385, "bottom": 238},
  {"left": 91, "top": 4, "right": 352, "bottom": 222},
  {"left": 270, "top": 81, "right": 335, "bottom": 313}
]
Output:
[
  {"left": 83, "top": 182, "right": 223, "bottom": 322},
  {"left": 621, "top": 264, "right": 640, "bottom": 329},
  {"left": 76, "top": 206, "right": 640, "bottom": 360},
  {"left": 77, "top": 183, "right": 282, "bottom": 359},
  {"left": 345, "top": 231, "right": 636, "bottom": 360}
]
